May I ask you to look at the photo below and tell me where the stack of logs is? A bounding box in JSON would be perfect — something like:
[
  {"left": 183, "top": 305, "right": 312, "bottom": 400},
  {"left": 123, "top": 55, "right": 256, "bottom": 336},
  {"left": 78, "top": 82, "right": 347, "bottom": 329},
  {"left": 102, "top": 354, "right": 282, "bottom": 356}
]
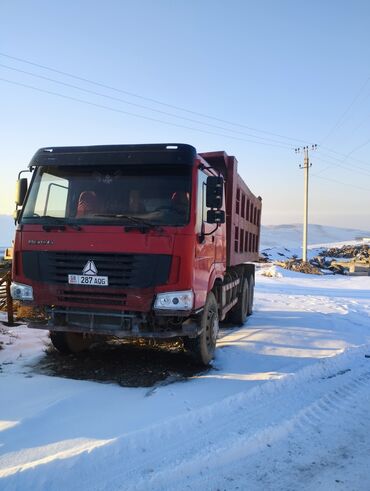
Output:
[{"left": 275, "top": 244, "right": 370, "bottom": 275}]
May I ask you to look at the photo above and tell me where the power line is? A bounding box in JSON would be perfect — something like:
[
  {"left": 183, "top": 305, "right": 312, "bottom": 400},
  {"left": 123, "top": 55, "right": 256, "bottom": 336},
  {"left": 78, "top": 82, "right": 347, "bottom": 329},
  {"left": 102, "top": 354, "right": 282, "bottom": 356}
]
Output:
[
  {"left": 320, "top": 148, "right": 370, "bottom": 169},
  {"left": 4, "top": 53, "right": 370, "bottom": 173},
  {"left": 311, "top": 173, "right": 370, "bottom": 192},
  {"left": 0, "top": 62, "right": 294, "bottom": 148},
  {"left": 320, "top": 145, "right": 370, "bottom": 167},
  {"left": 293, "top": 144, "right": 370, "bottom": 179},
  {"left": 6, "top": 52, "right": 369, "bottom": 184},
  {"left": 343, "top": 135, "right": 370, "bottom": 159},
  {"left": 0, "top": 51, "right": 307, "bottom": 145},
  {"left": 315, "top": 155, "right": 370, "bottom": 178},
  {"left": 2, "top": 68, "right": 368, "bottom": 203},
  {"left": 316, "top": 147, "right": 370, "bottom": 177},
  {"left": 0, "top": 77, "right": 292, "bottom": 149},
  {"left": 318, "top": 141, "right": 370, "bottom": 176},
  {"left": 319, "top": 74, "right": 370, "bottom": 145},
  {"left": 319, "top": 150, "right": 370, "bottom": 172},
  {"left": 333, "top": 111, "right": 370, "bottom": 150}
]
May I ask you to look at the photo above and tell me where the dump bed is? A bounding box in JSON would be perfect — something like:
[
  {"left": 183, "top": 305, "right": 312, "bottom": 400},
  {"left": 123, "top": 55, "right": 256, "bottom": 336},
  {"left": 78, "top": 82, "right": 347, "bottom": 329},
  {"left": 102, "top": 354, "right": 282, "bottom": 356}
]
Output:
[{"left": 199, "top": 151, "right": 262, "bottom": 267}]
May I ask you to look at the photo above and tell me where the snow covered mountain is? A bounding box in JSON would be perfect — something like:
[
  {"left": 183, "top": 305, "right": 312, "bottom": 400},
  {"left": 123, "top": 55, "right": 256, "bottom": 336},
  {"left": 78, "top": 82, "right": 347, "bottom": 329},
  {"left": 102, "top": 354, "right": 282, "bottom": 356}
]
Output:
[{"left": 260, "top": 223, "right": 370, "bottom": 249}]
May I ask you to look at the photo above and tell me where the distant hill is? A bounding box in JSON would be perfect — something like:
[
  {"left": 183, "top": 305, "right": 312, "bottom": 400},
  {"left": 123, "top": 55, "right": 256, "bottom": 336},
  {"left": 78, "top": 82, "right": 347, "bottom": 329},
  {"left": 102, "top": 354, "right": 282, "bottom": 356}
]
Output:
[
  {"left": 261, "top": 224, "right": 370, "bottom": 249},
  {"left": 0, "top": 215, "right": 14, "bottom": 248}
]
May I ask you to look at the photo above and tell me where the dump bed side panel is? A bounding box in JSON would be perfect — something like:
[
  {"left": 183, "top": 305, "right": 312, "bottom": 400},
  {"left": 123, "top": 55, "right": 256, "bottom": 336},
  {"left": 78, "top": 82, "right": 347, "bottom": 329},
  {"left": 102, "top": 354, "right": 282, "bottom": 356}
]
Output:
[
  {"left": 199, "top": 152, "right": 262, "bottom": 267},
  {"left": 225, "top": 156, "right": 261, "bottom": 266}
]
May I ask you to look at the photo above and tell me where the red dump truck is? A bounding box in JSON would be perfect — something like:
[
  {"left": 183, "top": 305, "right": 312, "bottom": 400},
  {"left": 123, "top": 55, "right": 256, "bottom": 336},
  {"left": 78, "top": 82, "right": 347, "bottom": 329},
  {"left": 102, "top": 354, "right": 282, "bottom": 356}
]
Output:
[{"left": 11, "top": 144, "right": 261, "bottom": 365}]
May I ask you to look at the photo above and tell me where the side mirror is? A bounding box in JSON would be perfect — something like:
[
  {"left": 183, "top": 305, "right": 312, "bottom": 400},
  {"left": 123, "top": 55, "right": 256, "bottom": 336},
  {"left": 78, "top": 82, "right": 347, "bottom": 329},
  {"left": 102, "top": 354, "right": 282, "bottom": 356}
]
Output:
[
  {"left": 15, "top": 178, "right": 28, "bottom": 206},
  {"left": 207, "top": 209, "right": 225, "bottom": 224},
  {"left": 206, "top": 176, "right": 224, "bottom": 209}
]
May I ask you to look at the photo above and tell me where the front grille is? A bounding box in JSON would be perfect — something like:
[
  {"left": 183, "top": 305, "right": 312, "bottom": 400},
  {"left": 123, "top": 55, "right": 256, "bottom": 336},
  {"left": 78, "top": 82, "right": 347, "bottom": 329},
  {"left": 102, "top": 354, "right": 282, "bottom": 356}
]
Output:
[
  {"left": 23, "top": 251, "right": 172, "bottom": 288},
  {"left": 57, "top": 289, "right": 127, "bottom": 307},
  {"left": 47, "top": 308, "right": 135, "bottom": 331}
]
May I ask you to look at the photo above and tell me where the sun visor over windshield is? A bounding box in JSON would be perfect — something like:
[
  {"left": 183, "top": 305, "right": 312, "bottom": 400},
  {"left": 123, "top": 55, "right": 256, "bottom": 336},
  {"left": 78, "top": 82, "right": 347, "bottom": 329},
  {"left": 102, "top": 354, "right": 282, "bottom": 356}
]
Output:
[{"left": 29, "top": 144, "right": 197, "bottom": 167}]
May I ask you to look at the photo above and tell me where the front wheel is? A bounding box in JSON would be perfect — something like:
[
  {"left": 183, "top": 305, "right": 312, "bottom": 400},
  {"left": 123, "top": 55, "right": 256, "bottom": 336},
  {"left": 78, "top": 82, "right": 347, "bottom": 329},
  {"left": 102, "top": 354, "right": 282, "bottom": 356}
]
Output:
[
  {"left": 184, "top": 292, "right": 219, "bottom": 366},
  {"left": 50, "top": 331, "right": 93, "bottom": 354}
]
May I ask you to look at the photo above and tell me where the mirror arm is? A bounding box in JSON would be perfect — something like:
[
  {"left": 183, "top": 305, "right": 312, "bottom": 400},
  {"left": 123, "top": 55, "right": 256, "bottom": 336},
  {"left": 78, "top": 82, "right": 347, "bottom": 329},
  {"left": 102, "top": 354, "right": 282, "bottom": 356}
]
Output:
[
  {"left": 198, "top": 163, "right": 224, "bottom": 179},
  {"left": 198, "top": 163, "right": 214, "bottom": 172},
  {"left": 198, "top": 223, "right": 219, "bottom": 243},
  {"left": 17, "top": 169, "right": 31, "bottom": 180},
  {"left": 13, "top": 209, "right": 21, "bottom": 225},
  {"left": 203, "top": 224, "right": 219, "bottom": 236}
]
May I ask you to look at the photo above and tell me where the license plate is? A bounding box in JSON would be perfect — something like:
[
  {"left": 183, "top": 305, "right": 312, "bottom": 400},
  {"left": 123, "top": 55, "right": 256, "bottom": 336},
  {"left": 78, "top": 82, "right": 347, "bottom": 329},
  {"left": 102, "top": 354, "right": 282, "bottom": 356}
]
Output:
[{"left": 68, "top": 274, "right": 109, "bottom": 286}]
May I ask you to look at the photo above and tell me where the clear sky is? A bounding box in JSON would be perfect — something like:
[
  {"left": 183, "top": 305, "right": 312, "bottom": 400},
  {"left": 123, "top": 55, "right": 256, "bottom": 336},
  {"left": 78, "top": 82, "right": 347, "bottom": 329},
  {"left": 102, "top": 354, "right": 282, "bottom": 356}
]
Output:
[{"left": 1, "top": 0, "right": 370, "bottom": 227}]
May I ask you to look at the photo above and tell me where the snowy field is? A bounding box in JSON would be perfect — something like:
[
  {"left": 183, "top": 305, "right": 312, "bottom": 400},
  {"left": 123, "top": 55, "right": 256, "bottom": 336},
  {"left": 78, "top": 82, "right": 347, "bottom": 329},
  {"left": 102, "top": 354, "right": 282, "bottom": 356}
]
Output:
[{"left": 0, "top": 267, "right": 369, "bottom": 490}]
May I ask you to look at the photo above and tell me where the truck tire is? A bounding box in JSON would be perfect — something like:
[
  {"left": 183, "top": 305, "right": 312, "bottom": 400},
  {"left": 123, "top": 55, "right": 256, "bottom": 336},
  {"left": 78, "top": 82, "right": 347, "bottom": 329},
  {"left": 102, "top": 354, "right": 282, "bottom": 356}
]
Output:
[
  {"left": 50, "top": 331, "right": 71, "bottom": 354},
  {"left": 50, "top": 331, "right": 92, "bottom": 354},
  {"left": 228, "top": 277, "right": 249, "bottom": 326},
  {"left": 247, "top": 275, "right": 254, "bottom": 315},
  {"left": 184, "top": 292, "right": 219, "bottom": 366}
]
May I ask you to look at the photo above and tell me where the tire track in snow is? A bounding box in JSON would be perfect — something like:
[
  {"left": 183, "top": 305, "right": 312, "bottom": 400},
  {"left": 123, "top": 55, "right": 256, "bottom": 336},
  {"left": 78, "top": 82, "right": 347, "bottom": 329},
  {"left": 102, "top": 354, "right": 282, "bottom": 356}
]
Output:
[
  {"left": 132, "top": 367, "right": 370, "bottom": 491},
  {"left": 24, "top": 345, "right": 369, "bottom": 491},
  {"left": 179, "top": 374, "right": 370, "bottom": 491}
]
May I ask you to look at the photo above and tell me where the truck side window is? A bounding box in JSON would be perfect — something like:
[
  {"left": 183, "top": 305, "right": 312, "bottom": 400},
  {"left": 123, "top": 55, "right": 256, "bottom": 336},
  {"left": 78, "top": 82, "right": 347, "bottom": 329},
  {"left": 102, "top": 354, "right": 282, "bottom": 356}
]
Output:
[
  {"left": 196, "top": 170, "right": 208, "bottom": 232},
  {"left": 34, "top": 172, "right": 69, "bottom": 218}
]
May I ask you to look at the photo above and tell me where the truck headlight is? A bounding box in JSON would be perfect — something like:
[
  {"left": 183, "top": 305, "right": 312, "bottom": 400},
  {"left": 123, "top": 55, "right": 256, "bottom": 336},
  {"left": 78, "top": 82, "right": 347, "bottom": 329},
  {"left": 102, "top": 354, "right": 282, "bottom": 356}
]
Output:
[
  {"left": 10, "top": 282, "right": 34, "bottom": 301},
  {"left": 154, "top": 290, "right": 194, "bottom": 311}
]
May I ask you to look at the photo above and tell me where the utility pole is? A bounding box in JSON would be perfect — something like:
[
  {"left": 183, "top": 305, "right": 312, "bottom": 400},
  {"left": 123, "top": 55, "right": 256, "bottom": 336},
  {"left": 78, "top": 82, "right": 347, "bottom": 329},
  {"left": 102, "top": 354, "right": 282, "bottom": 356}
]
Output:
[{"left": 295, "top": 145, "right": 317, "bottom": 262}]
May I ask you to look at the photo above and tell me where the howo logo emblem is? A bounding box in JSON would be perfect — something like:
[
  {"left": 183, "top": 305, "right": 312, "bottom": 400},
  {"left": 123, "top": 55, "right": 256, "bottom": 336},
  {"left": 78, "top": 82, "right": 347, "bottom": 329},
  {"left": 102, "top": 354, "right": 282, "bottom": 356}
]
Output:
[{"left": 82, "top": 260, "right": 98, "bottom": 276}]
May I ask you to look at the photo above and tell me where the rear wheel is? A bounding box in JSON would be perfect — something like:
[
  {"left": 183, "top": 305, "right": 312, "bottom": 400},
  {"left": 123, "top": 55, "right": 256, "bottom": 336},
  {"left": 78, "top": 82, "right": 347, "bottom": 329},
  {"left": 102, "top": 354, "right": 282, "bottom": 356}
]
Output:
[
  {"left": 228, "top": 277, "right": 249, "bottom": 325},
  {"left": 50, "top": 331, "right": 93, "bottom": 354},
  {"left": 184, "top": 292, "right": 219, "bottom": 366}
]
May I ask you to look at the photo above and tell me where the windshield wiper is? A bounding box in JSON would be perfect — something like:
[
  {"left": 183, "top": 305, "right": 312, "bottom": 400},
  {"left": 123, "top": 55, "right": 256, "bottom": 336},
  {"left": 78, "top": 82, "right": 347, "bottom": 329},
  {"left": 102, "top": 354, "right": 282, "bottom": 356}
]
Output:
[
  {"left": 47, "top": 222, "right": 82, "bottom": 231},
  {"left": 25, "top": 215, "right": 82, "bottom": 231},
  {"left": 93, "top": 214, "right": 158, "bottom": 229}
]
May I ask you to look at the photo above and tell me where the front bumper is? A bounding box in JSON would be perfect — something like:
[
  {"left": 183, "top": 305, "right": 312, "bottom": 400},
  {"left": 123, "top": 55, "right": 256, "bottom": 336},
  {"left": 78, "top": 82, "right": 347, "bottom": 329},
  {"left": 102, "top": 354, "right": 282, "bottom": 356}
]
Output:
[{"left": 28, "top": 307, "right": 201, "bottom": 339}]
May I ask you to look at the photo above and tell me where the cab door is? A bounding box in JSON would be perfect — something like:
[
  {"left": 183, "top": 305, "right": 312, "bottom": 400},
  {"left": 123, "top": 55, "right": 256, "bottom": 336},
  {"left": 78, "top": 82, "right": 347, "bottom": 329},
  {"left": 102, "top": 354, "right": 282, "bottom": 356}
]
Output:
[{"left": 194, "top": 169, "right": 216, "bottom": 307}]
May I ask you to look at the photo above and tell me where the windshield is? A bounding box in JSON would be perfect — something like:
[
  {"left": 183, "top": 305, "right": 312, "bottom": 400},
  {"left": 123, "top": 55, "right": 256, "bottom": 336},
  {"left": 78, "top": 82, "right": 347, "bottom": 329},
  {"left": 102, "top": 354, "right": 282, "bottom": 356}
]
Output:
[{"left": 21, "top": 165, "right": 192, "bottom": 226}]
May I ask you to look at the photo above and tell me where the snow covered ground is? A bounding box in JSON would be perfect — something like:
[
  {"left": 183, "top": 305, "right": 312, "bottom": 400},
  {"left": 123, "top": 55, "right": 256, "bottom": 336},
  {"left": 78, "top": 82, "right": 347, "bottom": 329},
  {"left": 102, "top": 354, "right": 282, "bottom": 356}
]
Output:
[{"left": 0, "top": 267, "right": 369, "bottom": 490}]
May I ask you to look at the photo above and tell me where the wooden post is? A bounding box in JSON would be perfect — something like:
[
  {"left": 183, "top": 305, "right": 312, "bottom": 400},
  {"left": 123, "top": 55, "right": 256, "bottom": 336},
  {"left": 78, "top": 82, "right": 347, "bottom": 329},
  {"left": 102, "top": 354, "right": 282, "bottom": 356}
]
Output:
[{"left": 5, "top": 272, "right": 14, "bottom": 326}]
